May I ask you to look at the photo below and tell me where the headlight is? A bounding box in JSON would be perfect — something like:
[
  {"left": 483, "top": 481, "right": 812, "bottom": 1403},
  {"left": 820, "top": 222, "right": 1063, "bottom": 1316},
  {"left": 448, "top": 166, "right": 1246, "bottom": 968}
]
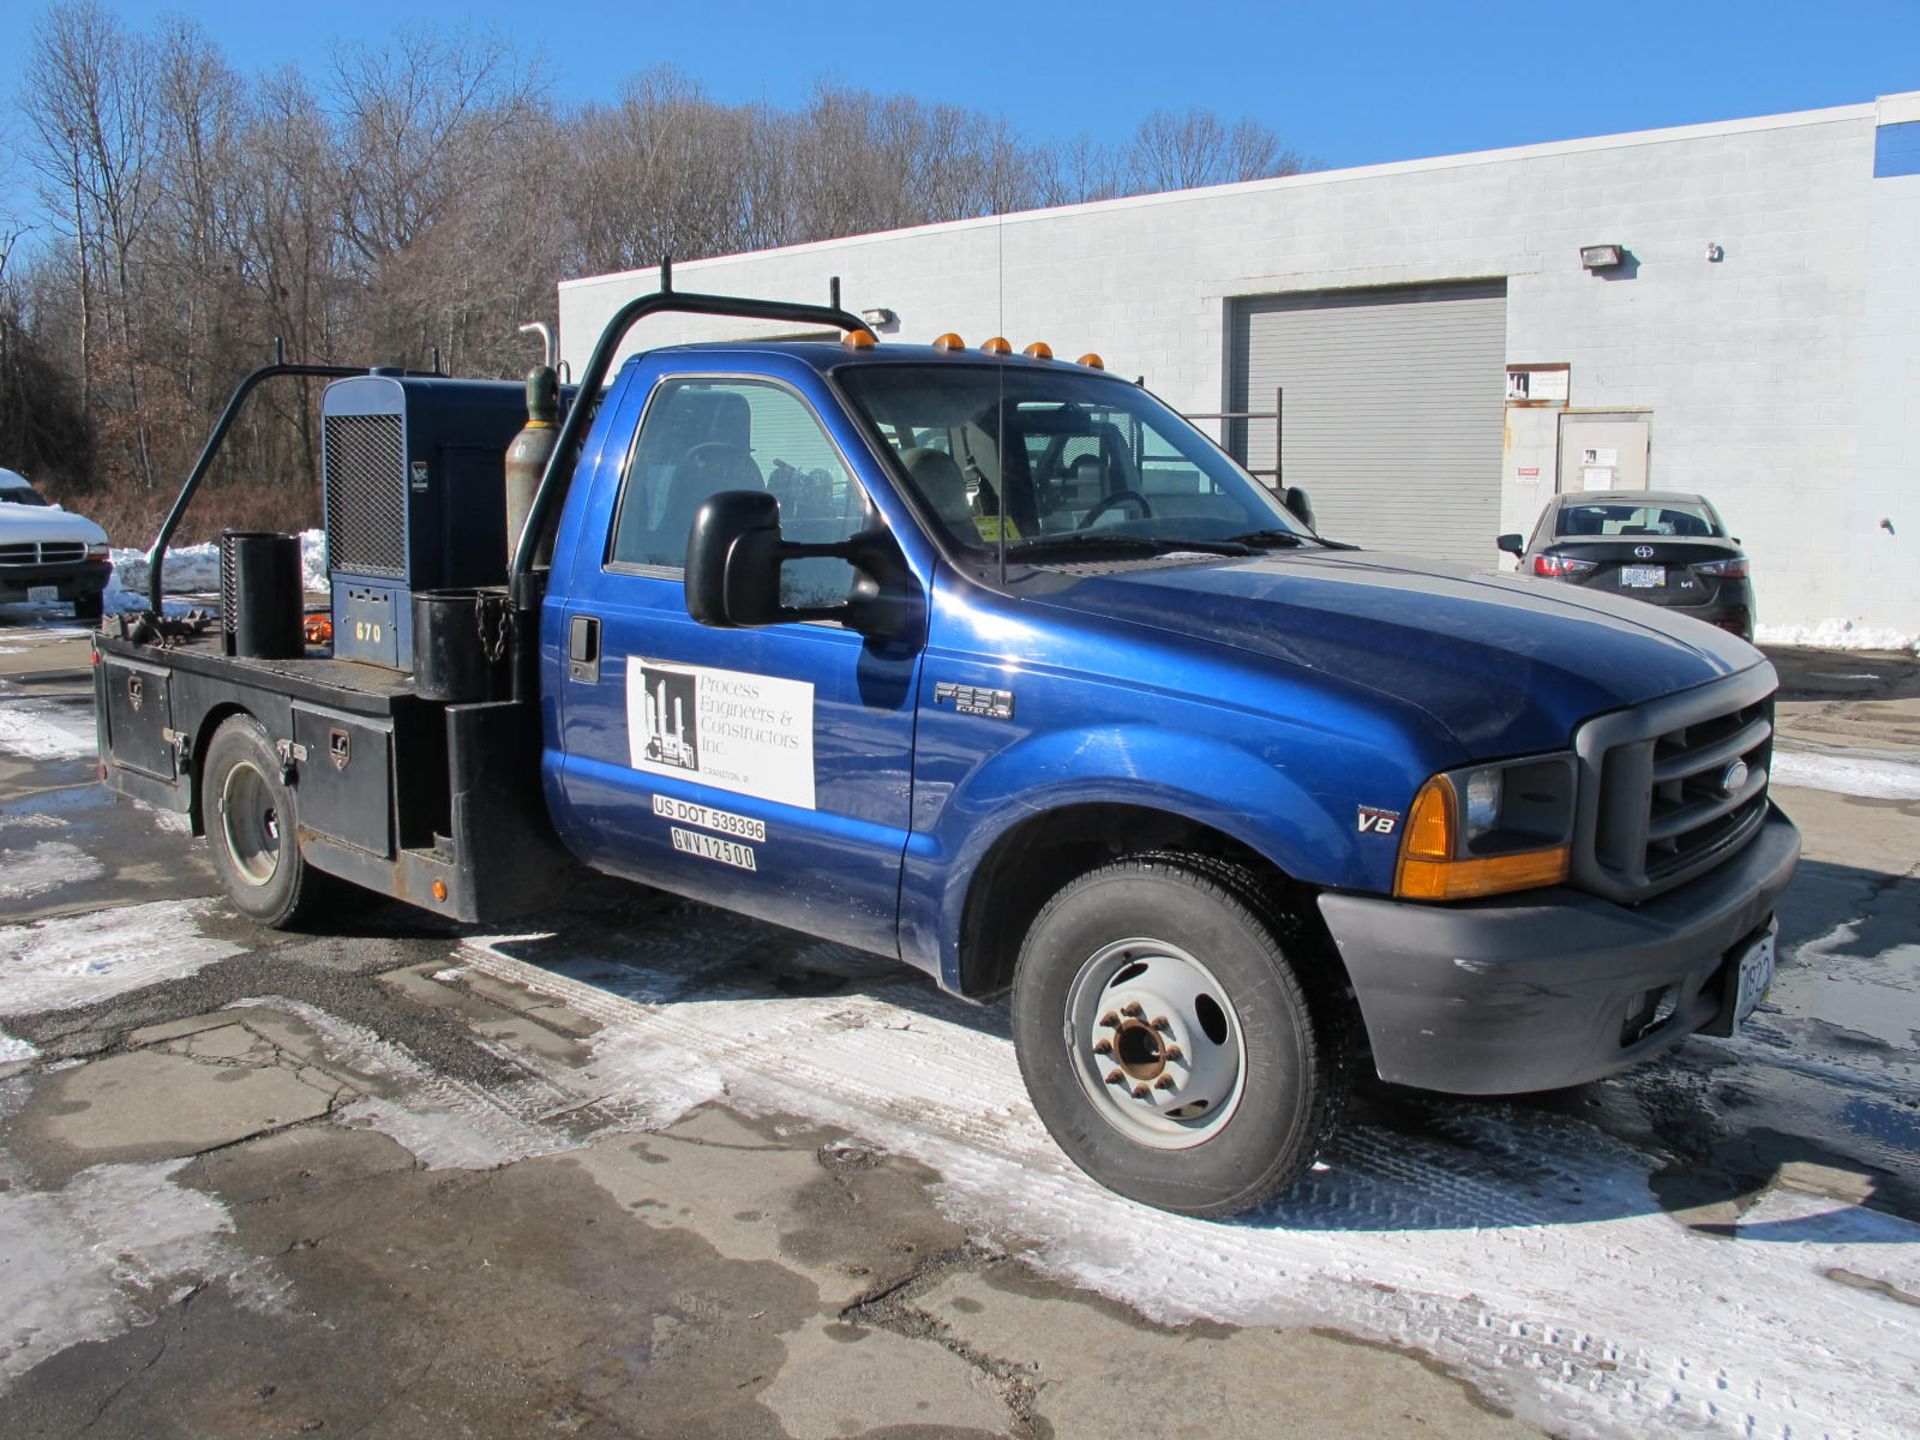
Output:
[
  {"left": 85, "top": 543, "right": 110, "bottom": 560},
  {"left": 1395, "top": 753, "right": 1576, "bottom": 901}
]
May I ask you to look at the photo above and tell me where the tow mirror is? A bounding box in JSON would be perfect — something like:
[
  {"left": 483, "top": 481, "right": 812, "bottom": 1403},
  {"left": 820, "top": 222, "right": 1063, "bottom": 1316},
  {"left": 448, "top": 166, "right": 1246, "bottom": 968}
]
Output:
[
  {"left": 1283, "top": 485, "right": 1315, "bottom": 530},
  {"left": 1496, "top": 533, "right": 1525, "bottom": 557},
  {"left": 685, "top": 490, "right": 918, "bottom": 640}
]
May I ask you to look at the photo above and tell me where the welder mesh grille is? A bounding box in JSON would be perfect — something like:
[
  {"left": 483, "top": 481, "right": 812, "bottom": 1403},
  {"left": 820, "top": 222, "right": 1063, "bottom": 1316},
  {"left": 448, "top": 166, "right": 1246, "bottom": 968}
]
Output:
[{"left": 324, "top": 413, "right": 406, "bottom": 577}]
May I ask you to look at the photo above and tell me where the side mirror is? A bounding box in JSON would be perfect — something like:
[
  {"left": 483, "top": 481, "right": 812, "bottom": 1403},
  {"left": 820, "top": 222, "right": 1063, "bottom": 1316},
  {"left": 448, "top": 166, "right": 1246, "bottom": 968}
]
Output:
[
  {"left": 684, "top": 490, "right": 917, "bottom": 640},
  {"left": 1283, "top": 485, "right": 1315, "bottom": 530},
  {"left": 1496, "top": 533, "right": 1525, "bottom": 557}
]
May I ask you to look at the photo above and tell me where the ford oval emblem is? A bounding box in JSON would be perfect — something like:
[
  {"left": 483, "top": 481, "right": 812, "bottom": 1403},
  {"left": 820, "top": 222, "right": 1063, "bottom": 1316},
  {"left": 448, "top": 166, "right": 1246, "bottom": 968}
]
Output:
[
  {"left": 1719, "top": 759, "right": 1749, "bottom": 797},
  {"left": 1634, "top": 544, "right": 1656, "bottom": 559}
]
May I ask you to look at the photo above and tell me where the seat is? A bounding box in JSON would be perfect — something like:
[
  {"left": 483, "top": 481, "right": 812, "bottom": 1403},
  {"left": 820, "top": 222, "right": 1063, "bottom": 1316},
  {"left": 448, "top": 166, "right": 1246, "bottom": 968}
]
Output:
[
  {"left": 900, "top": 446, "right": 977, "bottom": 541},
  {"left": 652, "top": 392, "right": 765, "bottom": 551}
]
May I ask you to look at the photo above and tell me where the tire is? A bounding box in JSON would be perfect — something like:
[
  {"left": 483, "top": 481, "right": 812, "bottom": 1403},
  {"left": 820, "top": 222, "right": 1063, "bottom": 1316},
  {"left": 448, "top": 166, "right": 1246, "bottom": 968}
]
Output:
[
  {"left": 1011, "top": 857, "right": 1342, "bottom": 1218},
  {"left": 73, "top": 592, "right": 104, "bottom": 622},
  {"left": 202, "top": 715, "right": 331, "bottom": 928}
]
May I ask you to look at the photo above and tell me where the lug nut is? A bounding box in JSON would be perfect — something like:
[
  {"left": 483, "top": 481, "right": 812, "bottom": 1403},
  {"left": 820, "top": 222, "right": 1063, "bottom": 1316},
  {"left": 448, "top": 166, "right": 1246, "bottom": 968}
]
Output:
[
  {"left": 1105, "top": 1069, "right": 1125, "bottom": 1087},
  {"left": 1163, "top": 1044, "right": 1182, "bottom": 1063},
  {"left": 1098, "top": 1012, "right": 1120, "bottom": 1030},
  {"left": 1130, "top": 1084, "right": 1151, "bottom": 1100},
  {"left": 1092, "top": 1038, "right": 1112, "bottom": 1055},
  {"left": 1154, "top": 1075, "right": 1175, "bottom": 1091},
  {"left": 1151, "top": 1015, "right": 1172, "bottom": 1033},
  {"left": 1120, "top": 1002, "right": 1145, "bottom": 1019}
]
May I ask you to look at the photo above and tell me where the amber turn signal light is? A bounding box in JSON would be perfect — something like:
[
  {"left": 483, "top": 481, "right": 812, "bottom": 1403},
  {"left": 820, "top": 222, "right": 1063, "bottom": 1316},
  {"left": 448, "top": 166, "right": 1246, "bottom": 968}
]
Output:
[{"left": 1393, "top": 775, "right": 1570, "bottom": 901}]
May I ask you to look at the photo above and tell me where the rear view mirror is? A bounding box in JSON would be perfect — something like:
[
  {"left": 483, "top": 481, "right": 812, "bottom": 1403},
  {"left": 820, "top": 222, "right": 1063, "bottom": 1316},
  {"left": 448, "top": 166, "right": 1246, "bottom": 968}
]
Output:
[
  {"left": 1283, "top": 485, "right": 1315, "bottom": 530},
  {"left": 684, "top": 490, "right": 921, "bottom": 641},
  {"left": 1497, "top": 533, "right": 1525, "bottom": 557}
]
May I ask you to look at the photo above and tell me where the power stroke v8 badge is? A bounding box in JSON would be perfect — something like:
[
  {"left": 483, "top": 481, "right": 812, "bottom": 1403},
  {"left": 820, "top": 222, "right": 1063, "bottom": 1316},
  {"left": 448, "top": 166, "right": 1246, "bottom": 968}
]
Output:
[{"left": 1357, "top": 805, "right": 1402, "bottom": 835}]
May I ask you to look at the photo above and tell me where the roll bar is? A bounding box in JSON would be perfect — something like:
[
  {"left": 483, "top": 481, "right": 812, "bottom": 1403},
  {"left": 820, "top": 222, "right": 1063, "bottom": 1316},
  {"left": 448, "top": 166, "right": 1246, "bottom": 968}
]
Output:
[{"left": 143, "top": 344, "right": 435, "bottom": 613}]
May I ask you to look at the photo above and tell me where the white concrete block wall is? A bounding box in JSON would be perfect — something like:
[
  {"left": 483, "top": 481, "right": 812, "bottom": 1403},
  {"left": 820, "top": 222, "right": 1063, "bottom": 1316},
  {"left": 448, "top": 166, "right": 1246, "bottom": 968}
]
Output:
[{"left": 559, "top": 100, "right": 1916, "bottom": 637}]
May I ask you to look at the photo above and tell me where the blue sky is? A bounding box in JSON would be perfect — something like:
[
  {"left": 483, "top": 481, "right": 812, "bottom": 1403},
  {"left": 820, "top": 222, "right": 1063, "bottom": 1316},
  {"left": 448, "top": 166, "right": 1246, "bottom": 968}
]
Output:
[{"left": 2, "top": 0, "right": 1916, "bottom": 204}]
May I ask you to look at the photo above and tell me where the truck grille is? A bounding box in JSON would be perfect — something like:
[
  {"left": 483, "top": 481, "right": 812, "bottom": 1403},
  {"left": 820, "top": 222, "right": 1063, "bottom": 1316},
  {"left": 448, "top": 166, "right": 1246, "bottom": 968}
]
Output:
[
  {"left": 1572, "top": 668, "right": 1777, "bottom": 903},
  {"left": 323, "top": 412, "right": 406, "bottom": 578},
  {"left": 0, "top": 541, "right": 87, "bottom": 567}
]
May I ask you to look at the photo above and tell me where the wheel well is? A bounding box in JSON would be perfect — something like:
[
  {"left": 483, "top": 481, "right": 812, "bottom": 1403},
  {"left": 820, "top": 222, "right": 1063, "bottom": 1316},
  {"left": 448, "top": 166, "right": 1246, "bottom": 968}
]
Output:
[
  {"left": 957, "top": 803, "right": 1340, "bottom": 1003},
  {"left": 188, "top": 702, "right": 256, "bottom": 834}
]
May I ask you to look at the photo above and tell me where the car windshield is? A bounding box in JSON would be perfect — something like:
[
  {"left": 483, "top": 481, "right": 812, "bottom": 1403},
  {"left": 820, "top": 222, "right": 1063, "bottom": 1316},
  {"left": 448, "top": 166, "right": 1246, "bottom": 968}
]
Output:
[
  {"left": 1555, "top": 500, "right": 1722, "bottom": 539},
  {"left": 837, "top": 364, "right": 1307, "bottom": 562},
  {"left": 0, "top": 484, "right": 50, "bottom": 507}
]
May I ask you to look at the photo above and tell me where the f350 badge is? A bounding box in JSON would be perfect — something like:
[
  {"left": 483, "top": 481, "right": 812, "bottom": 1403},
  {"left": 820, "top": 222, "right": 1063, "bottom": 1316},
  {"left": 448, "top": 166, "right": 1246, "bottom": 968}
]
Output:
[{"left": 1357, "top": 805, "right": 1401, "bottom": 835}]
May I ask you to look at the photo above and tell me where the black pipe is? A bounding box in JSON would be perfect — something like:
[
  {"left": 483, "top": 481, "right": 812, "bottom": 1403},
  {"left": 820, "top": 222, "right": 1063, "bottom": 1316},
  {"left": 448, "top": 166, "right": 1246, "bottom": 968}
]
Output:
[
  {"left": 505, "top": 288, "right": 875, "bottom": 701},
  {"left": 145, "top": 361, "right": 367, "bottom": 613}
]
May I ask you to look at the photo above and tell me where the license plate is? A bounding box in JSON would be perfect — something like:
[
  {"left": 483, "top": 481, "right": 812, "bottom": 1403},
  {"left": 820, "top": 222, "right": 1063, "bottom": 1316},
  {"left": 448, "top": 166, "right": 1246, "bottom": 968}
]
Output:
[
  {"left": 1620, "top": 565, "right": 1665, "bottom": 588},
  {"left": 27, "top": 585, "right": 59, "bottom": 604},
  {"left": 1732, "top": 922, "right": 1778, "bottom": 1027}
]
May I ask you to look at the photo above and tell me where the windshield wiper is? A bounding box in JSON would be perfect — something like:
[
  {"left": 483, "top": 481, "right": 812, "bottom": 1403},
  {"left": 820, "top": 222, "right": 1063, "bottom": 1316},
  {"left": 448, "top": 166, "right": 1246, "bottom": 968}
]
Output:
[
  {"left": 1221, "top": 529, "right": 1305, "bottom": 548},
  {"left": 1006, "top": 533, "right": 1255, "bottom": 560}
]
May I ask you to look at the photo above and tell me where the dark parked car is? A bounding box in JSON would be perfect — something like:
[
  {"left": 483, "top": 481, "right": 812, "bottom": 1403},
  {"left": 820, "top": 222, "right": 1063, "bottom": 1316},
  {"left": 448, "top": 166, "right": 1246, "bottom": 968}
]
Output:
[{"left": 1499, "top": 491, "right": 1754, "bottom": 641}]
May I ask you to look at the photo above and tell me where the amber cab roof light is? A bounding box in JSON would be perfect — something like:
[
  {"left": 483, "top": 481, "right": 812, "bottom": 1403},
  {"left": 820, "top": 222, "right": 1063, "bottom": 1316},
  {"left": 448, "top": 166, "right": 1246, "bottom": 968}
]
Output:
[
  {"left": 933, "top": 332, "right": 965, "bottom": 351},
  {"left": 1077, "top": 352, "right": 1105, "bottom": 370}
]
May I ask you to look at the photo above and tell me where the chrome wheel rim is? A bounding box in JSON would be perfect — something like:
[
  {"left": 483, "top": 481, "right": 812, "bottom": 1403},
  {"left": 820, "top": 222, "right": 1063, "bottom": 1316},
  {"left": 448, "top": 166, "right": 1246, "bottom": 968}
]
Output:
[
  {"left": 1063, "top": 938, "right": 1246, "bottom": 1149},
  {"left": 220, "top": 760, "right": 281, "bottom": 887}
]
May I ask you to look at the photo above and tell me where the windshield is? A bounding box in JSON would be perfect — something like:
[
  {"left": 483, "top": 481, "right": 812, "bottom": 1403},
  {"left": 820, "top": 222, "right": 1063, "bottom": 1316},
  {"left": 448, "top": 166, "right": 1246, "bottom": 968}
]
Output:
[
  {"left": 0, "top": 484, "right": 50, "bottom": 507},
  {"left": 838, "top": 364, "right": 1307, "bottom": 561},
  {"left": 1555, "top": 500, "right": 1722, "bottom": 539}
]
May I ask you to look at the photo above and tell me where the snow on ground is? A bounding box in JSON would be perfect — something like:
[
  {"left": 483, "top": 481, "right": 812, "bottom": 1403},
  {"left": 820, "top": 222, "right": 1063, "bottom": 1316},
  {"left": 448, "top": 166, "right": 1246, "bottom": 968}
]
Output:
[
  {"left": 0, "top": 842, "right": 106, "bottom": 904},
  {"left": 0, "top": 690, "right": 94, "bottom": 761},
  {"left": 0, "top": 1154, "right": 285, "bottom": 1384},
  {"left": 1771, "top": 749, "right": 1920, "bottom": 801},
  {"left": 0, "top": 900, "right": 245, "bottom": 1016},
  {"left": 431, "top": 916, "right": 1920, "bottom": 1440},
  {"left": 1756, "top": 619, "right": 1919, "bottom": 654},
  {"left": 0, "top": 1031, "right": 36, "bottom": 1065}
]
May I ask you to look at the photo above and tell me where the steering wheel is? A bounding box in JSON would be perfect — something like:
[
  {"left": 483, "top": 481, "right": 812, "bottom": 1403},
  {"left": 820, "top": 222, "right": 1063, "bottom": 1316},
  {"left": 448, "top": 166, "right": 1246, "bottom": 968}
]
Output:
[
  {"left": 1077, "top": 489, "right": 1154, "bottom": 530},
  {"left": 680, "top": 441, "right": 756, "bottom": 486}
]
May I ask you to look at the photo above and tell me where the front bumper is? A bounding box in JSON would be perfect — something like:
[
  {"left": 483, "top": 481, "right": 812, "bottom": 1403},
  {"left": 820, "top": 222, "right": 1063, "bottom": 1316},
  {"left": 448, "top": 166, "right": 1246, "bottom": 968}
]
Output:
[
  {"left": 0, "top": 559, "right": 111, "bottom": 603},
  {"left": 1317, "top": 805, "right": 1800, "bottom": 1094}
]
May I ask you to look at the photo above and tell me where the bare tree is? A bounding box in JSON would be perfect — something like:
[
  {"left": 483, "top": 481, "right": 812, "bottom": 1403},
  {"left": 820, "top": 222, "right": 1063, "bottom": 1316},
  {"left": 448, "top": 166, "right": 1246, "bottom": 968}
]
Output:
[{"left": 1128, "top": 107, "right": 1305, "bottom": 191}]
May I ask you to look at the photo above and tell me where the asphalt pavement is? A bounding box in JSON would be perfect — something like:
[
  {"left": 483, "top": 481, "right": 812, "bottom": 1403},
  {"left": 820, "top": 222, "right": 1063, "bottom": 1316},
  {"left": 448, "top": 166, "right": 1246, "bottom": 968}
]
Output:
[{"left": 1, "top": 618, "right": 1915, "bottom": 1440}]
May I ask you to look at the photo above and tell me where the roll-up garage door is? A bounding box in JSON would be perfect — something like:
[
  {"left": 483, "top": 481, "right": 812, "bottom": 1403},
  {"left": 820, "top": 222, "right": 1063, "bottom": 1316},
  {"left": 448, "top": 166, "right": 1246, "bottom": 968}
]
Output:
[{"left": 1229, "top": 281, "right": 1506, "bottom": 567}]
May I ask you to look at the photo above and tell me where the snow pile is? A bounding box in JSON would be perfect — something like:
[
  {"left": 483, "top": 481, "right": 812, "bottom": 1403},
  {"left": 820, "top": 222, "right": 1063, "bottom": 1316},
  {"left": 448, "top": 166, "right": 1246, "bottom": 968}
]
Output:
[
  {"left": 1756, "top": 618, "right": 1919, "bottom": 654},
  {"left": 1771, "top": 749, "right": 1920, "bottom": 800},
  {"left": 104, "top": 528, "right": 327, "bottom": 612},
  {"left": 0, "top": 693, "right": 95, "bottom": 760}
]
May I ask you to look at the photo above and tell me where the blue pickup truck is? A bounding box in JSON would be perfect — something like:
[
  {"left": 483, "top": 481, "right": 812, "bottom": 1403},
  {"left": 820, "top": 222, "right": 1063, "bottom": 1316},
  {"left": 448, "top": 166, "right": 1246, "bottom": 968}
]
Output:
[{"left": 96, "top": 284, "right": 1799, "bottom": 1216}]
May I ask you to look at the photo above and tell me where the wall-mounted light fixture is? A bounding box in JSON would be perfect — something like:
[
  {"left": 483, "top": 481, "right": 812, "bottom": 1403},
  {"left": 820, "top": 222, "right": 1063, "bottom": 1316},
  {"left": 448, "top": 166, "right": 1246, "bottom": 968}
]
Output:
[
  {"left": 1580, "top": 244, "right": 1625, "bottom": 271},
  {"left": 859, "top": 307, "right": 897, "bottom": 328},
  {"left": 1705, "top": 242, "right": 1725, "bottom": 262}
]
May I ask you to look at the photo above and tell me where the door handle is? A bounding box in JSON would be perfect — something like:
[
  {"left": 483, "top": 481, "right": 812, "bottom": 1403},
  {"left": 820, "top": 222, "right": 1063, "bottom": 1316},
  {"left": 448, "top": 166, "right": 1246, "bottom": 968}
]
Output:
[{"left": 567, "top": 614, "right": 601, "bottom": 684}]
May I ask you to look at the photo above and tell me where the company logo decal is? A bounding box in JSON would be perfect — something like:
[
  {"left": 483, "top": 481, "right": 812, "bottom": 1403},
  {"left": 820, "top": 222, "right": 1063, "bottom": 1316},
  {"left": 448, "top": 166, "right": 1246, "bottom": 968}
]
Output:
[{"left": 1633, "top": 545, "right": 1656, "bottom": 559}]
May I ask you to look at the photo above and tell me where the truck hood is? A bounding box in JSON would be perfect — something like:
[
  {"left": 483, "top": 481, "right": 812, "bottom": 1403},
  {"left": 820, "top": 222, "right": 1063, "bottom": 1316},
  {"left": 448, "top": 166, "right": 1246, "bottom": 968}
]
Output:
[
  {"left": 0, "top": 502, "right": 109, "bottom": 546},
  {"left": 1020, "top": 547, "right": 1760, "bottom": 755}
]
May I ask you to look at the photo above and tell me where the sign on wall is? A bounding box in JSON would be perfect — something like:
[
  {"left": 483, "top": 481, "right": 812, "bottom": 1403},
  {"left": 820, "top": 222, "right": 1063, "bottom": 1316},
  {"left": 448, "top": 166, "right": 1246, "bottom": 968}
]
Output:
[{"left": 1506, "top": 363, "right": 1570, "bottom": 407}]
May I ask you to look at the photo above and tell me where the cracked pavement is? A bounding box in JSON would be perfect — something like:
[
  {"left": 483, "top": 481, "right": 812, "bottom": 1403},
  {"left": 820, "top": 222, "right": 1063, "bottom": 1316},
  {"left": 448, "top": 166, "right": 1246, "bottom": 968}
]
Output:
[{"left": 2, "top": 628, "right": 1916, "bottom": 1438}]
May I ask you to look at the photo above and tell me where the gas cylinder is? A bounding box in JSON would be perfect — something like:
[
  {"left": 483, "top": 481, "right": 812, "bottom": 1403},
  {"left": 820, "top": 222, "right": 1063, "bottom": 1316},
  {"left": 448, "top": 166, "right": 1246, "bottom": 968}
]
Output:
[{"left": 504, "top": 365, "right": 559, "bottom": 566}]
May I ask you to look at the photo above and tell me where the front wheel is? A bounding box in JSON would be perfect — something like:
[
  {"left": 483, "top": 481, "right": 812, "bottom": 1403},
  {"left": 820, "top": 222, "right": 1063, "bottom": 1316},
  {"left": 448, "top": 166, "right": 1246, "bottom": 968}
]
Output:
[
  {"left": 1011, "top": 858, "right": 1342, "bottom": 1218},
  {"left": 202, "top": 714, "right": 332, "bottom": 928}
]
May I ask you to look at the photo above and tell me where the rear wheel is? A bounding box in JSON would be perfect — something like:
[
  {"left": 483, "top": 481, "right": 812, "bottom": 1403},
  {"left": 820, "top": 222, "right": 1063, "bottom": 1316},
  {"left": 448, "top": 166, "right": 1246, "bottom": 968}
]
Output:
[
  {"left": 1011, "top": 857, "right": 1342, "bottom": 1218},
  {"left": 202, "top": 715, "right": 330, "bottom": 927}
]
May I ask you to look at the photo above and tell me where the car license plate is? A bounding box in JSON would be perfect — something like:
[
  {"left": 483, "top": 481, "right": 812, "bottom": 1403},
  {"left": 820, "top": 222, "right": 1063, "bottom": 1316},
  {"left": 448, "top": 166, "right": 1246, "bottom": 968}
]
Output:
[
  {"left": 1732, "top": 922, "right": 1778, "bottom": 1028},
  {"left": 1620, "top": 565, "right": 1665, "bottom": 588},
  {"left": 27, "top": 585, "right": 59, "bottom": 604}
]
